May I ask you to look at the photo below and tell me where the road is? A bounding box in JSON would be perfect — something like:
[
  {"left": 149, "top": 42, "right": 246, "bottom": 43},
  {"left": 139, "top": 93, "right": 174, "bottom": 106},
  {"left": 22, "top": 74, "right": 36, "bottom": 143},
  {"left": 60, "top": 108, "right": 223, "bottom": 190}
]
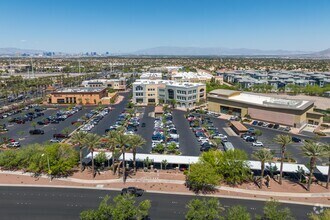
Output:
[{"left": 0, "top": 186, "right": 314, "bottom": 220}]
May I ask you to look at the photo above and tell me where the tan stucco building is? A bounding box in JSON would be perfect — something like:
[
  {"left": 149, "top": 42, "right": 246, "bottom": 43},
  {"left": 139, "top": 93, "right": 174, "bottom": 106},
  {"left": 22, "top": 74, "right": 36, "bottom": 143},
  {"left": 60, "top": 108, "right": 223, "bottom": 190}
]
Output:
[
  {"left": 48, "top": 87, "right": 114, "bottom": 105},
  {"left": 207, "top": 89, "right": 323, "bottom": 128}
]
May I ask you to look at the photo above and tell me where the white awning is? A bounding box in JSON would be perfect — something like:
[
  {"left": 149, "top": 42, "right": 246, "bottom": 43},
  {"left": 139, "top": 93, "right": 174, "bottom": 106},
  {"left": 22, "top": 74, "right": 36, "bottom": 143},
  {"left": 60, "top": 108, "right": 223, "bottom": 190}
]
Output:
[
  {"left": 316, "top": 166, "right": 329, "bottom": 176},
  {"left": 119, "top": 153, "right": 199, "bottom": 165},
  {"left": 85, "top": 151, "right": 113, "bottom": 159}
]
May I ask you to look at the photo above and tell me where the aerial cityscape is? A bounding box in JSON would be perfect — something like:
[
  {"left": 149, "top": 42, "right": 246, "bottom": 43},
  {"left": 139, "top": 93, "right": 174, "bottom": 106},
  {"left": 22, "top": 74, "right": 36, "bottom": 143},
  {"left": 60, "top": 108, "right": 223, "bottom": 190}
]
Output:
[{"left": 0, "top": 0, "right": 329, "bottom": 219}]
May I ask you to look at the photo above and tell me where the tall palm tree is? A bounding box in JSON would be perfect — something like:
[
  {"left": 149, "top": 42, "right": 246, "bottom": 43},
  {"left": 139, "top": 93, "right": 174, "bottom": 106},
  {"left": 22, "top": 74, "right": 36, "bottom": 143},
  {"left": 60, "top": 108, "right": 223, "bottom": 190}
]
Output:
[
  {"left": 113, "top": 131, "right": 130, "bottom": 181},
  {"left": 82, "top": 133, "right": 101, "bottom": 179},
  {"left": 102, "top": 130, "right": 118, "bottom": 175},
  {"left": 71, "top": 131, "right": 88, "bottom": 171},
  {"left": 302, "top": 142, "right": 325, "bottom": 191},
  {"left": 128, "top": 134, "right": 146, "bottom": 173},
  {"left": 274, "top": 134, "right": 292, "bottom": 185},
  {"left": 322, "top": 144, "right": 330, "bottom": 189},
  {"left": 252, "top": 149, "right": 273, "bottom": 189}
]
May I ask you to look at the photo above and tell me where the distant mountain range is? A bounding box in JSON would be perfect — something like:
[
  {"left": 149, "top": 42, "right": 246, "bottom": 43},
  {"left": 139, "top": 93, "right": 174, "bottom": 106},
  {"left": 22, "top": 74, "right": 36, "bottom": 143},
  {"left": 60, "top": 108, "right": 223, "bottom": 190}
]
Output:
[
  {"left": 0, "top": 47, "right": 330, "bottom": 58},
  {"left": 131, "top": 46, "right": 314, "bottom": 56},
  {"left": 0, "top": 47, "right": 46, "bottom": 55}
]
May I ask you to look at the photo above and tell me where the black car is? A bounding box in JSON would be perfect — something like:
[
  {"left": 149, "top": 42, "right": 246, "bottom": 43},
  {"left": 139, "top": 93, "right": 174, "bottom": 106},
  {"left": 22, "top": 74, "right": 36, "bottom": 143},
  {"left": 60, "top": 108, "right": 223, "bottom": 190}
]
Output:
[
  {"left": 50, "top": 119, "right": 60, "bottom": 124},
  {"left": 141, "top": 122, "right": 146, "bottom": 127},
  {"left": 257, "top": 122, "right": 264, "bottom": 126},
  {"left": 29, "top": 129, "right": 44, "bottom": 135},
  {"left": 246, "top": 136, "right": 257, "bottom": 142},
  {"left": 273, "top": 124, "right": 280, "bottom": 129},
  {"left": 121, "top": 187, "right": 144, "bottom": 197},
  {"left": 200, "top": 145, "right": 212, "bottom": 152},
  {"left": 267, "top": 124, "right": 274, "bottom": 128},
  {"left": 292, "top": 137, "right": 302, "bottom": 143}
]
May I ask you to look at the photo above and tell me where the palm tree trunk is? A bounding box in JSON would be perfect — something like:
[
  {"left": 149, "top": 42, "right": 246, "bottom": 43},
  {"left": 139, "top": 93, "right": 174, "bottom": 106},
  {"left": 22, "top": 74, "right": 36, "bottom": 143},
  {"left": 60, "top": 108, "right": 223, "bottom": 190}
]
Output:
[
  {"left": 279, "top": 146, "right": 285, "bottom": 185},
  {"left": 133, "top": 148, "right": 136, "bottom": 173},
  {"left": 261, "top": 162, "right": 265, "bottom": 189},
  {"left": 326, "top": 157, "right": 330, "bottom": 189},
  {"left": 122, "top": 149, "right": 126, "bottom": 182},
  {"left": 79, "top": 148, "right": 83, "bottom": 172},
  {"left": 112, "top": 149, "right": 115, "bottom": 175},
  {"left": 307, "top": 158, "right": 315, "bottom": 191},
  {"left": 91, "top": 151, "right": 95, "bottom": 179}
]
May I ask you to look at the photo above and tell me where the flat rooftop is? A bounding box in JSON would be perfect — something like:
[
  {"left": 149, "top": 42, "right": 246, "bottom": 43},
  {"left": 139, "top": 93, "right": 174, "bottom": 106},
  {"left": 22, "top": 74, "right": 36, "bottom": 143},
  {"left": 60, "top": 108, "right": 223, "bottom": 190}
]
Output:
[
  {"left": 208, "top": 89, "right": 314, "bottom": 110},
  {"left": 53, "top": 87, "right": 106, "bottom": 93},
  {"left": 133, "top": 79, "right": 204, "bottom": 88}
]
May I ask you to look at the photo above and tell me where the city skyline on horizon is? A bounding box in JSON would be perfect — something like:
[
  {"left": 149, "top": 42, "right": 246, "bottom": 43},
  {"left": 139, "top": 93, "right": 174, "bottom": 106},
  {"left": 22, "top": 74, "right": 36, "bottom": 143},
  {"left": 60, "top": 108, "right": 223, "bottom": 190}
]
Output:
[{"left": 0, "top": 0, "right": 330, "bottom": 53}]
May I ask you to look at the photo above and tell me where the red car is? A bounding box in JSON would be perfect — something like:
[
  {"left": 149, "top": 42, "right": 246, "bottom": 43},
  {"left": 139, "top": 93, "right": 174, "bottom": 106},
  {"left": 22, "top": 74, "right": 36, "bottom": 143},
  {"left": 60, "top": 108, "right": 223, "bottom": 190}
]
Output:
[{"left": 53, "top": 133, "right": 68, "bottom": 138}]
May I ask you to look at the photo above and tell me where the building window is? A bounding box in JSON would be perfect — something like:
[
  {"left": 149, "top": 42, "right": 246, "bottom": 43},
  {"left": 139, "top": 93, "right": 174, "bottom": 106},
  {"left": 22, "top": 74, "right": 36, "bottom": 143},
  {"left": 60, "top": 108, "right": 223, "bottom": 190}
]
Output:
[
  {"left": 168, "top": 89, "right": 174, "bottom": 99},
  {"left": 136, "top": 92, "right": 144, "bottom": 96},
  {"left": 136, "top": 85, "right": 143, "bottom": 91}
]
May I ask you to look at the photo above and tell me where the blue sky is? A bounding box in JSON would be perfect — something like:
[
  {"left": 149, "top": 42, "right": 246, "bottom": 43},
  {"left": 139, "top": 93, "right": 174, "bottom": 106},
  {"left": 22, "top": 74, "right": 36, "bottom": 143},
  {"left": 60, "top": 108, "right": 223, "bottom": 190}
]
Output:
[{"left": 0, "top": 0, "right": 329, "bottom": 53}]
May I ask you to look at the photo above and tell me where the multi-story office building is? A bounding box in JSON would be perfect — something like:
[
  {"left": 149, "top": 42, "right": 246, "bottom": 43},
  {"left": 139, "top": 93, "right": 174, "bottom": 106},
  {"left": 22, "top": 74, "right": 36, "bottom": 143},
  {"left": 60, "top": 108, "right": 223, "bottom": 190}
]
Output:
[
  {"left": 81, "top": 78, "right": 126, "bottom": 91},
  {"left": 132, "top": 80, "right": 206, "bottom": 108}
]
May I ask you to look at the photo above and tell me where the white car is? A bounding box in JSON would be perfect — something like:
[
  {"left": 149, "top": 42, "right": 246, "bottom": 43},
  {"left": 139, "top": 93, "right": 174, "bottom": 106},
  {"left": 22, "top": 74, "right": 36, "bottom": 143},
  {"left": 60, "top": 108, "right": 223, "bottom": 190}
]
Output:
[
  {"left": 198, "top": 137, "right": 209, "bottom": 142},
  {"left": 252, "top": 141, "right": 264, "bottom": 147},
  {"left": 49, "top": 138, "right": 60, "bottom": 143}
]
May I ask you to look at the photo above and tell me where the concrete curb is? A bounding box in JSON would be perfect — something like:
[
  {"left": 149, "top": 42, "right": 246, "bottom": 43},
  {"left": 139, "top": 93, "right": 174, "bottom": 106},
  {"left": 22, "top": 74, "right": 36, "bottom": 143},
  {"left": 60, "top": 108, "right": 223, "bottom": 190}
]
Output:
[{"left": 0, "top": 184, "right": 328, "bottom": 207}]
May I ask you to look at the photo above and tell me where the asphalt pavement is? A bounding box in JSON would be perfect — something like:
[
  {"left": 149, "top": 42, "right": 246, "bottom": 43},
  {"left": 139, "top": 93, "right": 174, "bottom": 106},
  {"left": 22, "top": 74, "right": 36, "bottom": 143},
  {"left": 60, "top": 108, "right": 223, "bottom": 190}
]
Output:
[
  {"left": 90, "top": 91, "right": 130, "bottom": 136},
  {"left": 172, "top": 109, "right": 201, "bottom": 156},
  {"left": 0, "top": 186, "right": 314, "bottom": 220},
  {"left": 1, "top": 107, "right": 92, "bottom": 146},
  {"left": 136, "top": 106, "right": 155, "bottom": 154}
]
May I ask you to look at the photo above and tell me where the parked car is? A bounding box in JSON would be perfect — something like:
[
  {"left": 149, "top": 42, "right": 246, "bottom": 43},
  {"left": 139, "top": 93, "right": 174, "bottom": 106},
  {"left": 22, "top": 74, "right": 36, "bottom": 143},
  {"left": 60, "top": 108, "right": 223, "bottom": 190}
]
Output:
[
  {"left": 53, "top": 133, "right": 68, "bottom": 138},
  {"left": 49, "top": 138, "right": 60, "bottom": 143},
  {"left": 7, "top": 141, "right": 20, "bottom": 148},
  {"left": 121, "top": 187, "right": 144, "bottom": 197},
  {"left": 292, "top": 137, "right": 302, "bottom": 143},
  {"left": 252, "top": 141, "right": 264, "bottom": 147},
  {"left": 29, "top": 129, "right": 44, "bottom": 135},
  {"left": 273, "top": 124, "right": 280, "bottom": 129},
  {"left": 257, "top": 122, "right": 264, "bottom": 126},
  {"left": 267, "top": 124, "right": 274, "bottom": 128}
]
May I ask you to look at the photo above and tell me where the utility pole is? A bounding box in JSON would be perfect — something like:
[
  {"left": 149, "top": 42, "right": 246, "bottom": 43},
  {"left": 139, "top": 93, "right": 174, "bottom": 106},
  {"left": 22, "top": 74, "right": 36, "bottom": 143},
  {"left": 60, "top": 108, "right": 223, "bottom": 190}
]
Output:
[
  {"left": 78, "top": 60, "right": 81, "bottom": 74},
  {"left": 31, "top": 58, "right": 35, "bottom": 78}
]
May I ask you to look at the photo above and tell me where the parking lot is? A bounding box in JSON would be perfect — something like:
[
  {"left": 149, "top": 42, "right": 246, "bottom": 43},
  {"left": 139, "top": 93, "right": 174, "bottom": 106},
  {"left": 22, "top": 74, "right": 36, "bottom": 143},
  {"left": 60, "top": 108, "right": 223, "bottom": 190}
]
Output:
[
  {"left": 0, "top": 106, "right": 93, "bottom": 146},
  {"left": 2, "top": 94, "right": 328, "bottom": 165},
  {"left": 0, "top": 92, "right": 130, "bottom": 148}
]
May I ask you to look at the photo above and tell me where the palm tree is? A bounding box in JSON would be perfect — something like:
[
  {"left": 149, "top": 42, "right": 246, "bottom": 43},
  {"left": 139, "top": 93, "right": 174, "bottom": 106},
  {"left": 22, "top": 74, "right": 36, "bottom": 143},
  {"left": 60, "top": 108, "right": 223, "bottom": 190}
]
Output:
[
  {"left": 302, "top": 142, "right": 325, "bottom": 191},
  {"left": 71, "top": 131, "right": 88, "bottom": 171},
  {"left": 113, "top": 131, "right": 130, "bottom": 181},
  {"left": 274, "top": 134, "right": 292, "bottom": 185},
  {"left": 82, "top": 133, "right": 101, "bottom": 179},
  {"left": 102, "top": 130, "right": 118, "bottom": 175},
  {"left": 253, "top": 149, "right": 273, "bottom": 189},
  {"left": 322, "top": 144, "right": 330, "bottom": 189},
  {"left": 128, "top": 134, "right": 146, "bottom": 173}
]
